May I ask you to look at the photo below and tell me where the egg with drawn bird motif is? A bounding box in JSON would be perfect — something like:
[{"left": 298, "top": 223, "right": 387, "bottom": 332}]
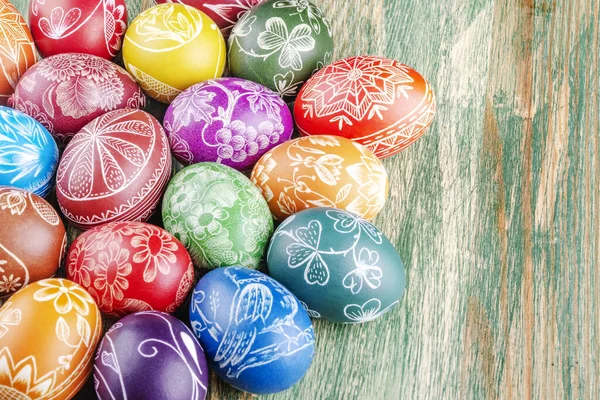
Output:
[{"left": 189, "top": 266, "right": 315, "bottom": 394}]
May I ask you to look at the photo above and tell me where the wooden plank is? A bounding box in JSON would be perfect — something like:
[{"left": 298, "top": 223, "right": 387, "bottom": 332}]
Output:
[{"left": 5, "top": 0, "right": 599, "bottom": 399}]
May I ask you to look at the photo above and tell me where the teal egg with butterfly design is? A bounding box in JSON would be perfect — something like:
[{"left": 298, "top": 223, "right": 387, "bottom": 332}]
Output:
[{"left": 267, "top": 207, "right": 405, "bottom": 323}]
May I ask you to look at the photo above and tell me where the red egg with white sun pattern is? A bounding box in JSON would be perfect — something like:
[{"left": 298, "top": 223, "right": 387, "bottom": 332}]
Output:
[
  {"left": 9, "top": 53, "right": 146, "bottom": 146},
  {"left": 155, "top": 0, "right": 266, "bottom": 37},
  {"left": 66, "top": 221, "right": 194, "bottom": 317},
  {"left": 28, "top": 0, "right": 127, "bottom": 59},
  {"left": 294, "top": 56, "right": 437, "bottom": 158},
  {"left": 56, "top": 109, "right": 172, "bottom": 230}
]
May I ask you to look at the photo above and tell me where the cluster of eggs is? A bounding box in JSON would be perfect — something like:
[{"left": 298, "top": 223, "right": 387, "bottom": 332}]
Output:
[{"left": 0, "top": 0, "right": 436, "bottom": 398}]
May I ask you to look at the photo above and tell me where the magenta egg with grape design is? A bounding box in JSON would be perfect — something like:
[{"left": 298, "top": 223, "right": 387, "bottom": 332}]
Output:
[{"left": 163, "top": 77, "right": 293, "bottom": 172}]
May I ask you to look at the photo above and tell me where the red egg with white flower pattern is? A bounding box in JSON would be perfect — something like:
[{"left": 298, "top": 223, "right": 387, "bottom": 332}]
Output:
[
  {"left": 155, "top": 0, "right": 266, "bottom": 37},
  {"left": 294, "top": 56, "right": 437, "bottom": 158},
  {"left": 56, "top": 109, "right": 172, "bottom": 230},
  {"left": 9, "top": 53, "right": 146, "bottom": 146},
  {"left": 66, "top": 221, "right": 195, "bottom": 317},
  {"left": 28, "top": 0, "right": 127, "bottom": 59}
]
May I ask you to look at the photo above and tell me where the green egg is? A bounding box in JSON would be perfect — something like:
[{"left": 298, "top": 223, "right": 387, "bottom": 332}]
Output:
[
  {"left": 228, "top": 0, "right": 334, "bottom": 101},
  {"left": 162, "top": 162, "right": 274, "bottom": 269},
  {"left": 267, "top": 207, "right": 406, "bottom": 323}
]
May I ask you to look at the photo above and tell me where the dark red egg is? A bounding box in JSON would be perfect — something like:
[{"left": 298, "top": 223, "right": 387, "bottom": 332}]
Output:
[
  {"left": 56, "top": 109, "right": 172, "bottom": 230},
  {"left": 66, "top": 221, "right": 194, "bottom": 317},
  {"left": 29, "top": 0, "right": 127, "bottom": 59},
  {"left": 9, "top": 53, "right": 146, "bottom": 146}
]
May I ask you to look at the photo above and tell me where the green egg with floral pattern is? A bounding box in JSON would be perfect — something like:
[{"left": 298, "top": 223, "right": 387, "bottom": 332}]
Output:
[
  {"left": 228, "top": 0, "right": 334, "bottom": 101},
  {"left": 162, "top": 162, "right": 274, "bottom": 269},
  {"left": 267, "top": 207, "right": 405, "bottom": 323}
]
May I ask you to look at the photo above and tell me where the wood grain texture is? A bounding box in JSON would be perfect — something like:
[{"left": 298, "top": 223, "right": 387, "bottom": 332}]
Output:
[{"left": 7, "top": 0, "right": 600, "bottom": 399}]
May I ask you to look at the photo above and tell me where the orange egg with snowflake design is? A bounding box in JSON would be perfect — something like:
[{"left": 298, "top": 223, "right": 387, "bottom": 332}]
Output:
[
  {"left": 250, "top": 135, "right": 388, "bottom": 221},
  {"left": 0, "top": 278, "right": 102, "bottom": 399},
  {"left": 0, "top": 0, "right": 37, "bottom": 106}
]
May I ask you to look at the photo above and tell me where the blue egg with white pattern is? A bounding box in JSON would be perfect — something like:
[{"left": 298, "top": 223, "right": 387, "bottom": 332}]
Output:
[
  {"left": 0, "top": 106, "right": 58, "bottom": 197},
  {"left": 189, "top": 266, "right": 315, "bottom": 394},
  {"left": 267, "top": 207, "right": 406, "bottom": 324}
]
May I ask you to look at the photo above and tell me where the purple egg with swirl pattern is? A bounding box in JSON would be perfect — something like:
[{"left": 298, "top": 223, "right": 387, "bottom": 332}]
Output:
[
  {"left": 93, "top": 311, "right": 209, "bottom": 400},
  {"left": 163, "top": 77, "right": 293, "bottom": 171}
]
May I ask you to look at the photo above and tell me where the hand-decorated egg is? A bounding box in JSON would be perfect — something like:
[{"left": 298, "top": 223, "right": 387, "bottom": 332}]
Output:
[
  {"left": 164, "top": 77, "right": 293, "bottom": 171},
  {"left": 267, "top": 207, "right": 405, "bottom": 323},
  {"left": 162, "top": 163, "right": 273, "bottom": 269},
  {"left": 250, "top": 135, "right": 388, "bottom": 221},
  {"left": 0, "top": 0, "right": 37, "bottom": 106},
  {"left": 9, "top": 53, "right": 146, "bottom": 146},
  {"left": 0, "top": 278, "right": 102, "bottom": 399},
  {"left": 56, "top": 109, "right": 172, "bottom": 230},
  {"left": 94, "top": 311, "right": 209, "bottom": 400},
  {"left": 189, "top": 267, "right": 314, "bottom": 394},
  {"left": 66, "top": 221, "right": 194, "bottom": 317},
  {"left": 155, "top": 0, "right": 266, "bottom": 37},
  {"left": 295, "top": 56, "right": 437, "bottom": 158},
  {"left": 0, "top": 106, "right": 58, "bottom": 197},
  {"left": 28, "top": 0, "right": 127, "bottom": 59},
  {"left": 0, "top": 187, "right": 66, "bottom": 298},
  {"left": 123, "top": 4, "right": 226, "bottom": 103},
  {"left": 228, "top": 0, "right": 334, "bottom": 100}
]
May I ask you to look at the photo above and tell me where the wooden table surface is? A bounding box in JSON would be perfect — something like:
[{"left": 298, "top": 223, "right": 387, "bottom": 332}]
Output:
[{"left": 9, "top": 0, "right": 600, "bottom": 399}]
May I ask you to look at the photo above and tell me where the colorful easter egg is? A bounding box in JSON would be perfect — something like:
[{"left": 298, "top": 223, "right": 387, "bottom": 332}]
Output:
[
  {"left": 0, "top": 187, "right": 66, "bottom": 298},
  {"left": 162, "top": 163, "right": 273, "bottom": 270},
  {"left": 28, "top": 0, "right": 127, "bottom": 59},
  {"left": 295, "top": 56, "right": 437, "bottom": 158},
  {"left": 0, "top": 0, "right": 37, "bottom": 106},
  {"left": 250, "top": 135, "right": 388, "bottom": 221},
  {"left": 155, "top": 0, "right": 266, "bottom": 37},
  {"left": 189, "top": 267, "right": 315, "bottom": 394},
  {"left": 228, "top": 0, "right": 334, "bottom": 100},
  {"left": 9, "top": 53, "right": 146, "bottom": 146},
  {"left": 163, "top": 78, "right": 293, "bottom": 171},
  {"left": 94, "top": 311, "right": 209, "bottom": 400},
  {"left": 56, "top": 109, "right": 172, "bottom": 230},
  {"left": 122, "top": 4, "right": 226, "bottom": 103},
  {"left": 267, "top": 207, "right": 405, "bottom": 323},
  {"left": 0, "top": 278, "right": 102, "bottom": 399},
  {"left": 66, "top": 221, "right": 194, "bottom": 317},
  {"left": 0, "top": 106, "right": 58, "bottom": 197}
]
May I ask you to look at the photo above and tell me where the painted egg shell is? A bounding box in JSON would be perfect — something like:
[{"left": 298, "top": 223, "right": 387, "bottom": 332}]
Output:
[
  {"left": 155, "top": 0, "right": 266, "bottom": 37},
  {"left": 228, "top": 0, "right": 334, "bottom": 101},
  {"left": 66, "top": 221, "right": 194, "bottom": 317},
  {"left": 0, "top": 0, "right": 37, "bottom": 106},
  {"left": 0, "top": 278, "right": 102, "bottom": 399},
  {"left": 56, "top": 109, "right": 172, "bottom": 230},
  {"left": 267, "top": 207, "right": 405, "bottom": 323},
  {"left": 94, "top": 311, "right": 209, "bottom": 400},
  {"left": 295, "top": 56, "right": 437, "bottom": 158},
  {"left": 9, "top": 53, "right": 146, "bottom": 146},
  {"left": 162, "top": 162, "right": 273, "bottom": 269},
  {"left": 28, "top": 0, "right": 127, "bottom": 59},
  {"left": 163, "top": 77, "right": 293, "bottom": 171},
  {"left": 250, "top": 135, "right": 388, "bottom": 221},
  {"left": 189, "top": 266, "right": 314, "bottom": 394},
  {"left": 123, "top": 4, "right": 226, "bottom": 104},
  {"left": 0, "top": 106, "right": 58, "bottom": 197},
  {"left": 0, "top": 187, "right": 66, "bottom": 298}
]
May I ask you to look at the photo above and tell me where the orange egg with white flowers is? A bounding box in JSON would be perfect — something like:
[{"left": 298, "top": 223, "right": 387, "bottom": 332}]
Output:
[
  {"left": 0, "top": 278, "right": 102, "bottom": 399},
  {"left": 250, "top": 135, "right": 388, "bottom": 221}
]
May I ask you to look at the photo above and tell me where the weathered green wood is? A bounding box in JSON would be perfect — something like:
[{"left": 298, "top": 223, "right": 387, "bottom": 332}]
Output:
[{"left": 7, "top": 0, "right": 599, "bottom": 399}]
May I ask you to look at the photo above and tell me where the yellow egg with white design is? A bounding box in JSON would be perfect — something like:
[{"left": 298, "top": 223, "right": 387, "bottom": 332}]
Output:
[
  {"left": 122, "top": 3, "right": 226, "bottom": 103},
  {"left": 0, "top": 278, "right": 102, "bottom": 399}
]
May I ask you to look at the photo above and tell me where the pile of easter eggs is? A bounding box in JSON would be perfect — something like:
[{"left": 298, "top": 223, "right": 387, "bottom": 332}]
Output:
[{"left": 0, "top": 0, "right": 436, "bottom": 398}]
